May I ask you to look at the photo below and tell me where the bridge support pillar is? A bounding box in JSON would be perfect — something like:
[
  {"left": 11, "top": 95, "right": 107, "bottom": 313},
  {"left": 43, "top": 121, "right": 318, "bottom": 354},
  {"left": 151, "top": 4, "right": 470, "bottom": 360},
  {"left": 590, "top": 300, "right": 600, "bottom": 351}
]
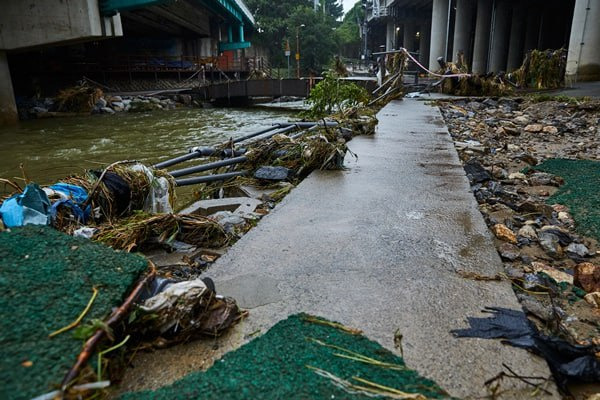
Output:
[
  {"left": 507, "top": 4, "right": 526, "bottom": 72},
  {"left": 472, "top": 0, "right": 492, "bottom": 73},
  {"left": 386, "top": 20, "right": 396, "bottom": 51},
  {"left": 429, "top": 0, "right": 449, "bottom": 71},
  {"left": 0, "top": 51, "right": 18, "bottom": 126},
  {"left": 566, "top": 0, "right": 600, "bottom": 83},
  {"left": 452, "top": 0, "right": 475, "bottom": 65},
  {"left": 419, "top": 20, "right": 431, "bottom": 68},
  {"left": 403, "top": 22, "right": 416, "bottom": 52},
  {"left": 488, "top": 0, "right": 511, "bottom": 73}
]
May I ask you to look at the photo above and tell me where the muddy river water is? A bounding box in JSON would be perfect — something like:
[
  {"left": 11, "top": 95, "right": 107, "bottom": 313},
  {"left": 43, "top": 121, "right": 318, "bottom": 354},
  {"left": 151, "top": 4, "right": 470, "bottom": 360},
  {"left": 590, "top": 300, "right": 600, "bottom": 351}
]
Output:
[{"left": 0, "top": 106, "right": 297, "bottom": 206}]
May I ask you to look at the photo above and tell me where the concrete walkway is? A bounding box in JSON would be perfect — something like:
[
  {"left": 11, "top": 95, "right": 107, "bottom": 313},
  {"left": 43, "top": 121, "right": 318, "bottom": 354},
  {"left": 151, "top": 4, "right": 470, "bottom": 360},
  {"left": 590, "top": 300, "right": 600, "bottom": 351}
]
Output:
[{"left": 207, "top": 100, "right": 557, "bottom": 398}]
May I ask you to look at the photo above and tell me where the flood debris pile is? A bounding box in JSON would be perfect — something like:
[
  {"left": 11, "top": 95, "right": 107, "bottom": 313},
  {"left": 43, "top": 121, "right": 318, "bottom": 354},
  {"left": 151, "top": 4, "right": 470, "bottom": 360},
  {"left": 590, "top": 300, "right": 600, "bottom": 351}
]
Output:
[
  {"left": 440, "top": 97, "right": 600, "bottom": 391},
  {"left": 0, "top": 226, "right": 245, "bottom": 400},
  {"left": 121, "top": 314, "right": 449, "bottom": 400},
  {"left": 511, "top": 49, "right": 567, "bottom": 90},
  {"left": 18, "top": 82, "right": 195, "bottom": 119},
  {"left": 440, "top": 73, "right": 513, "bottom": 97},
  {"left": 438, "top": 48, "right": 566, "bottom": 97}
]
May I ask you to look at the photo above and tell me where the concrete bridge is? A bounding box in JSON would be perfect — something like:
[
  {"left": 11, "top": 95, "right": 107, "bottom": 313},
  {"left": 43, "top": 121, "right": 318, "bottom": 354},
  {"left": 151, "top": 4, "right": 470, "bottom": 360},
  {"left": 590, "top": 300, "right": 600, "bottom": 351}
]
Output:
[
  {"left": 0, "top": 0, "right": 255, "bottom": 125},
  {"left": 365, "top": 0, "right": 600, "bottom": 82}
]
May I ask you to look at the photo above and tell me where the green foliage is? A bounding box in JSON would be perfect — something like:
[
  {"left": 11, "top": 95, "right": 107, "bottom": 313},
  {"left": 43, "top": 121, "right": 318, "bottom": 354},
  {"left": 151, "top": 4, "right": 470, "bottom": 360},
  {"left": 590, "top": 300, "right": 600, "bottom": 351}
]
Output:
[
  {"left": 246, "top": 0, "right": 346, "bottom": 73},
  {"left": 303, "top": 72, "right": 370, "bottom": 118},
  {"left": 334, "top": 1, "right": 363, "bottom": 58}
]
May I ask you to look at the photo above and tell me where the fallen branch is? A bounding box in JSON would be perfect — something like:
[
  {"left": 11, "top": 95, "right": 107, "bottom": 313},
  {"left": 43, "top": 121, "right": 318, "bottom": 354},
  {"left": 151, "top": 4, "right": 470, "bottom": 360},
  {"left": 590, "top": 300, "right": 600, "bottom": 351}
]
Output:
[{"left": 60, "top": 261, "right": 157, "bottom": 391}]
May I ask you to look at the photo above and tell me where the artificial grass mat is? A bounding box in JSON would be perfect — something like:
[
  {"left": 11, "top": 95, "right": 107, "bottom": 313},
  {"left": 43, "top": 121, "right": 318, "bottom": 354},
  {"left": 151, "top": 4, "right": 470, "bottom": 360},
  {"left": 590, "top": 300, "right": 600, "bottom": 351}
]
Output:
[
  {"left": 534, "top": 159, "right": 600, "bottom": 241},
  {"left": 122, "top": 313, "right": 449, "bottom": 400},
  {"left": 0, "top": 225, "right": 148, "bottom": 400}
]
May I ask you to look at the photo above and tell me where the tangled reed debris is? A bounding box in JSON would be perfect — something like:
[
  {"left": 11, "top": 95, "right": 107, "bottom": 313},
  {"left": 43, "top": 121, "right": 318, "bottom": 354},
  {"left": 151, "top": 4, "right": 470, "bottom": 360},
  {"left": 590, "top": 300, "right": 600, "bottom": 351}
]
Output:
[
  {"left": 56, "top": 84, "right": 103, "bottom": 113},
  {"left": 511, "top": 49, "right": 567, "bottom": 89},
  {"left": 94, "top": 212, "right": 228, "bottom": 252}
]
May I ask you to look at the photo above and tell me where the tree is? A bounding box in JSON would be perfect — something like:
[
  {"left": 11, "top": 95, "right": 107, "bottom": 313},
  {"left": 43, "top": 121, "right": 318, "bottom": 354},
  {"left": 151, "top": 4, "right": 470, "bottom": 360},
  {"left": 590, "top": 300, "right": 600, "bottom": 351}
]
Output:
[
  {"left": 334, "top": 1, "right": 363, "bottom": 58},
  {"left": 288, "top": 6, "right": 338, "bottom": 74},
  {"left": 246, "top": 0, "right": 341, "bottom": 73}
]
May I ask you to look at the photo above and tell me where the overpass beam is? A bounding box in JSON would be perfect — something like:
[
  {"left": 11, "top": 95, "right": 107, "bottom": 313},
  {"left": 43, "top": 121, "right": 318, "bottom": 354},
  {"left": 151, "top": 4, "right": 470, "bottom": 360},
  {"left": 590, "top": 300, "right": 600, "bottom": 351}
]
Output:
[
  {"left": 472, "top": 0, "right": 492, "bottom": 73},
  {"left": 488, "top": 0, "right": 511, "bottom": 73},
  {"left": 566, "top": 0, "right": 600, "bottom": 83},
  {"left": 0, "top": 51, "right": 18, "bottom": 126},
  {"left": 452, "top": 0, "right": 475, "bottom": 65},
  {"left": 429, "top": 0, "right": 450, "bottom": 71},
  {"left": 506, "top": 4, "right": 526, "bottom": 72}
]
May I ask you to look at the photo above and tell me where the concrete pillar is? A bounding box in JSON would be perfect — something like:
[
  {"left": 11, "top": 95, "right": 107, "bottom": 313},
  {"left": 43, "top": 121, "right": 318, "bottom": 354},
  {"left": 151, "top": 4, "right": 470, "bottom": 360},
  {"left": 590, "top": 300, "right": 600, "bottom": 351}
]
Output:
[
  {"left": 488, "top": 0, "right": 511, "bottom": 73},
  {"left": 523, "top": 8, "right": 541, "bottom": 53},
  {"left": 566, "top": 0, "right": 600, "bottom": 82},
  {"left": 419, "top": 20, "right": 431, "bottom": 68},
  {"left": 429, "top": 0, "right": 450, "bottom": 71},
  {"left": 452, "top": 0, "right": 475, "bottom": 64},
  {"left": 472, "top": 0, "right": 492, "bottom": 73},
  {"left": 506, "top": 4, "right": 526, "bottom": 71},
  {"left": 403, "top": 22, "right": 417, "bottom": 52},
  {"left": 386, "top": 20, "right": 396, "bottom": 51},
  {"left": 0, "top": 51, "right": 18, "bottom": 126}
]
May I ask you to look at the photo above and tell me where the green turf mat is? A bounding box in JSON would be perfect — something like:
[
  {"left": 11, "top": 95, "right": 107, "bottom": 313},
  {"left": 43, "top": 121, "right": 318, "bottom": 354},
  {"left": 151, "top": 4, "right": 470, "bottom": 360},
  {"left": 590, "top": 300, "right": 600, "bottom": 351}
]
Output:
[
  {"left": 0, "top": 225, "right": 148, "bottom": 400},
  {"left": 534, "top": 159, "right": 600, "bottom": 241},
  {"left": 122, "top": 313, "right": 448, "bottom": 400}
]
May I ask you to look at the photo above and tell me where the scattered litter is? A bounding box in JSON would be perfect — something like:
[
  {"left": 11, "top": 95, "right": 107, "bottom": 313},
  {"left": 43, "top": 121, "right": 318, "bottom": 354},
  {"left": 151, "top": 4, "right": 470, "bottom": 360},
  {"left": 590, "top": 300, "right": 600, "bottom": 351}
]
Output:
[{"left": 452, "top": 307, "right": 600, "bottom": 392}]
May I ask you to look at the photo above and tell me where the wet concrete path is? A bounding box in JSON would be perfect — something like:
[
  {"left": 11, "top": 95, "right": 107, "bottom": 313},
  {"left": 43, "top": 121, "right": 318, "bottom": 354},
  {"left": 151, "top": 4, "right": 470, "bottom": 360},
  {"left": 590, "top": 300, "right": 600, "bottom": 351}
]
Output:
[
  {"left": 118, "top": 100, "right": 559, "bottom": 397},
  {"left": 205, "top": 99, "right": 558, "bottom": 398}
]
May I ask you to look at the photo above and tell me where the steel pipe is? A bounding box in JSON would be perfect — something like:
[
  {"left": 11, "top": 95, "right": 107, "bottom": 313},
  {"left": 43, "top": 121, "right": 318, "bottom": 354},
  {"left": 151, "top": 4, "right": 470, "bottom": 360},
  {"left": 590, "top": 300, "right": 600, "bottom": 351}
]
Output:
[
  {"left": 169, "top": 156, "right": 248, "bottom": 178},
  {"left": 175, "top": 171, "right": 248, "bottom": 186}
]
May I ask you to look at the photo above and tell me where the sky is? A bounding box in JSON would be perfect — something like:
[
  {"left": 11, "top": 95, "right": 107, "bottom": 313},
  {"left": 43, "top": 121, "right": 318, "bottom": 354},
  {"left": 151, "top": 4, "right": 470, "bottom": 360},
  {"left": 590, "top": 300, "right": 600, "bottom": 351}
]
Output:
[{"left": 341, "top": 0, "right": 357, "bottom": 14}]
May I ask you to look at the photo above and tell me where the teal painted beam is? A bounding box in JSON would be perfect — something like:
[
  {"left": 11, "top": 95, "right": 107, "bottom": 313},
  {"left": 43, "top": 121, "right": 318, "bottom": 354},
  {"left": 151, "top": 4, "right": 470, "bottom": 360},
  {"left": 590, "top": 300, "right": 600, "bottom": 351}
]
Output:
[
  {"left": 100, "top": 0, "right": 171, "bottom": 16},
  {"left": 218, "top": 41, "right": 251, "bottom": 52}
]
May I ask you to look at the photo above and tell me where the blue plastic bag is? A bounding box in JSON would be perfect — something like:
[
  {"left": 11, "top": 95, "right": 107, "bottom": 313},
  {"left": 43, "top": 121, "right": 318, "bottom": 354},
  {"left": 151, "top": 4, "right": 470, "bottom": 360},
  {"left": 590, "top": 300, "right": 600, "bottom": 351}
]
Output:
[{"left": 0, "top": 184, "right": 51, "bottom": 227}]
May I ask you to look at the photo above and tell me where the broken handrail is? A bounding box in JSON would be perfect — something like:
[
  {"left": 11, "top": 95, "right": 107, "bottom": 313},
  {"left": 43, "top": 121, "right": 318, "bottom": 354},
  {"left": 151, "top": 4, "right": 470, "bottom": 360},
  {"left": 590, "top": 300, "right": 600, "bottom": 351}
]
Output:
[
  {"left": 169, "top": 155, "right": 248, "bottom": 178},
  {"left": 154, "top": 121, "right": 338, "bottom": 171},
  {"left": 153, "top": 148, "right": 246, "bottom": 169},
  {"left": 175, "top": 171, "right": 248, "bottom": 186}
]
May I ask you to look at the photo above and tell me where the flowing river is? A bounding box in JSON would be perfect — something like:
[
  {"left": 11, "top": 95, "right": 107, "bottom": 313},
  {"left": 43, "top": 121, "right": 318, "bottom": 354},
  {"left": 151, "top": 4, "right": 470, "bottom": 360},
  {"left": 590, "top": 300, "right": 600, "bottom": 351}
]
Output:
[{"left": 0, "top": 106, "right": 297, "bottom": 207}]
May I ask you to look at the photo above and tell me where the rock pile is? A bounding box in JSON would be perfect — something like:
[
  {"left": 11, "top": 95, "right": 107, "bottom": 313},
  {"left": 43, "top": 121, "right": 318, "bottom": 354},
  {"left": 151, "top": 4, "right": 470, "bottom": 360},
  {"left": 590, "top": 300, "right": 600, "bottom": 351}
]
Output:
[{"left": 440, "top": 97, "right": 600, "bottom": 352}]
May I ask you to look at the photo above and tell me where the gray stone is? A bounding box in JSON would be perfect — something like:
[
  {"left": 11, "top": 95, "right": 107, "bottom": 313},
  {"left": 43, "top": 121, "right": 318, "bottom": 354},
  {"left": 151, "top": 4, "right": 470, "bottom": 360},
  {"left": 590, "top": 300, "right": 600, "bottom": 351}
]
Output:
[
  {"left": 95, "top": 98, "right": 107, "bottom": 108},
  {"left": 101, "top": 107, "right": 115, "bottom": 114},
  {"left": 566, "top": 243, "right": 590, "bottom": 258},
  {"left": 178, "top": 94, "right": 192, "bottom": 105},
  {"left": 498, "top": 242, "right": 520, "bottom": 260},
  {"left": 110, "top": 95, "right": 123, "bottom": 102},
  {"left": 30, "top": 106, "right": 48, "bottom": 113},
  {"left": 149, "top": 97, "right": 161, "bottom": 104},
  {"left": 254, "top": 166, "right": 292, "bottom": 181},
  {"left": 518, "top": 224, "right": 538, "bottom": 241},
  {"left": 111, "top": 101, "right": 125, "bottom": 111},
  {"left": 539, "top": 232, "right": 563, "bottom": 258}
]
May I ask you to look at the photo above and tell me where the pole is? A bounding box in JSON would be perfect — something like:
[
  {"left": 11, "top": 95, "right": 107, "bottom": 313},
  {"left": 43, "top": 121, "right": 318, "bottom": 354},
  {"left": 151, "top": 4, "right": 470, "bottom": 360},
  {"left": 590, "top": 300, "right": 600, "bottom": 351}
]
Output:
[
  {"left": 175, "top": 171, "right": 248, "bottom": 186},
  {"left": 296, "top": 26, "right": 300, "bottom": 78},
  {"left": 287, "top": 55, "right": 290, "bottom": 78},
  {"left": 169, "top": 156, "right": 248, "bottom": 178}
]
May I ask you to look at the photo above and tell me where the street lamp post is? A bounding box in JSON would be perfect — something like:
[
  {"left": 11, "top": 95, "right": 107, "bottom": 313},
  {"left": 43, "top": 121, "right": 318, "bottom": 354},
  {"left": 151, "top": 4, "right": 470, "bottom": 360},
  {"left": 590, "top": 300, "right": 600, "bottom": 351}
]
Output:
[
  {"left": 285, "top": 39, "right": 291, "bottom": 78},
  {"left": 296, "top": 24, "right": 305, "bottom": 78}
]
